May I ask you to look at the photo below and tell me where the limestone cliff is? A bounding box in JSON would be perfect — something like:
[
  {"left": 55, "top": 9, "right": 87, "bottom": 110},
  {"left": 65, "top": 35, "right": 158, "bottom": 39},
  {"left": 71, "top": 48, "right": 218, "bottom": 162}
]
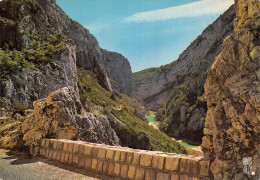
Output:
[
  {"left": 0, "top": 0, "right": 133, "bottom": 116},
  {"left": 134, "top": 6, "right": 235, "bottom": 144},
  {"left": 202, "top": 0, "right": 260, "bottom": 179},
  {"left": 0, "top": 0, "right": 184, "bottom": 154},
  {"left": 102, "top": 49, "right": 133, "bottom": 96},
  {"left": 134, "top": 6, "right": 235, "bottom": 109}
]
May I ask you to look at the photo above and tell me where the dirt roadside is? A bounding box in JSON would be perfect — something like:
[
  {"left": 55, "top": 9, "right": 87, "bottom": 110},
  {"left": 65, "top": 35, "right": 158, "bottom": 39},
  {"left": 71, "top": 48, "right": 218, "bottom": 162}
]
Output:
[{"left": 0, "top": 149, "right": 118, "bottom": 180}]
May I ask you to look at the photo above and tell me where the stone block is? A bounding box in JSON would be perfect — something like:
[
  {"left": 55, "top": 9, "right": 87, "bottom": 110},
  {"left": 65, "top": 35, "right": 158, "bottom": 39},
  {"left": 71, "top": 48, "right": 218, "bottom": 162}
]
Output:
[
  {"left": 57, "top": 141, "right": 64, "bottom": 150},
  {"left": 55, "top": 151, "right": 61, "bottom": 161},
  {"left": 114, "top": 163, "right": 121, "bottom": 176},
  {"left": 120, "top": 164, "right": 128, "bottom": 179},
  {"left": 156, "top": 172, "right": 169, "bottom": 180},
  {"left": 85, "top": 157, "right": 92, "bottom": 169},
  {"left": 78, "top": 144, "right": 85, "bottom": 154},
  {"left": 45, "top": 149, "right": 49, "bottom": 158},
  {"left": 145, "top": 169, "right": 156, "bottom": 180},
  {"left": 114, "top": 151, "right": 121, "bottom": 162},
  {"left": 63, "top": 141, "right": 68, "bottom": 151},
  {"left": 48, "top": 150, "right": 53, "bottom": 160},
  {"left": 180, "top": 157, "right": 200, "bottom": 176},
  {"left": 91, "top": 147, "right": 98, "bottom": 157},
  {"left": 199, "top": 160, "right": 210, "bottom": 177},
  {"left": 126, "top": 152, "right": 133, "bottom": 163},
  {"left": 128, "top": 165, "right": 136, "bottom": 179},
  {"left": 140, "top": 153, "right": 153, "bottom": 167},
  {"left": 61, "top": 152, "right": 66, "bottom": 163},
  {"left": 69, "top": 153, "right": 73, "bottom": 164},
  {"left": 53, "top": 140, "right": 58, "bottom": 150},
  {"left": 97, "top": 148, "right": 107, "bottom": 159},
  {"left": 180, "top": 175, "right": 190, "bottom": 180},
  {"left": 152, "top": 155, "right": 165, "bottom": 170},
  {"left": 170, "top": 174, "right": 180, "bottom": 180},
  {"left": 120, "top": 151, "right": 127, "bottom": 162},
  {"left": 102, "top": 161, "right": 109, "bottom": 173},
  {"left": 170, "top": 173, "right": 179, "bottom": 180},
  {"left": 133, "top": 152, "right": 141, "bottom": 165},
  {"left": 73, "top": 143, "right": 79, "bottom": 154},
  {"left": 67, "top": 143, "right": 74, "bottom": 153},
  {"left": 84, "top": 145, "right": 92, "bottom": 156},
  {"left": 78, "top": 156, "right": 85, "bottom": 168},
  {"left": 96, "top": 160, "right": 103, "bottom": 172},
  {"left": 52, "top": 151, "right": 57, "bottom": 160},
  {"left": 108, "top": 162, "right": 115, "bottom": 176},
  {"left": 135, "top": 167, "right": 145, "bottom": 180},
  {"left": 64, "top": 153, "right": 70, "bottom": 163},
  {"left": 106, "top": 149, "right": 115, "bottom": 160},
  {"left": 73, "top": 154, "right": 79, "bottom": 165},
  {"left": 91, "top": 158, "right": 98, "bottom": 170},
  {"left": 164, "top": 156, "right": 180, "bottom": 172}
]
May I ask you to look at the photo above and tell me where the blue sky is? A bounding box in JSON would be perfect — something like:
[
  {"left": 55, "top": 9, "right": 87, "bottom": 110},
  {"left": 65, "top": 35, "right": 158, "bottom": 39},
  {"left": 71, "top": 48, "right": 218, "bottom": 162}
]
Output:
[{"left": 56, "top": 0, "right": 233, "bottom": 72}]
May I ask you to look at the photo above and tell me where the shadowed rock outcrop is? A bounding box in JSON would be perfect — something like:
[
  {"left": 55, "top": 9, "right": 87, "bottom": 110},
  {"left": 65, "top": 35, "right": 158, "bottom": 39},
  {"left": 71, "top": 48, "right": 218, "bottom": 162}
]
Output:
[
  {"left": 22, "top": 87, "right": 119, "bottom": 155},
  {"left": 202, "top": 0, "right": 260, "bottom": 179}
]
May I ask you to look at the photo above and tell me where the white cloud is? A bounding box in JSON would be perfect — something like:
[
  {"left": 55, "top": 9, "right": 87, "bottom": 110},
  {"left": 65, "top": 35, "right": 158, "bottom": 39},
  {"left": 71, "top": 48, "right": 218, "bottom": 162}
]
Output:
[
  {"left": 84, "top": 23, "right": 111, "bottom": 34},
  {"left": 125, "top": 0, "right": 234, "bottom": 23}
]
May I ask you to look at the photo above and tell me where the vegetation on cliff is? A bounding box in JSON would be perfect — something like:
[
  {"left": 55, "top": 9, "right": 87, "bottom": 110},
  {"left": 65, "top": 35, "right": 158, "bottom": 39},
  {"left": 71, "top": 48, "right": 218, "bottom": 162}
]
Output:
[
  {"left": 78, "top": 68, "right": 186, "bottom": 153},
  {"left": 0, "top": 33, "right": 65, "bottom": 79},
  {"left": 133, "top": 61, "right": 177, "bottom": 82}
]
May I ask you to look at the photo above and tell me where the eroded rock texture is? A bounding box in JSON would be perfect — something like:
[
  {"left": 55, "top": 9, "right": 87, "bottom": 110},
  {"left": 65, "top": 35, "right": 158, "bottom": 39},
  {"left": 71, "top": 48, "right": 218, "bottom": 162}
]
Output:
[
  {"left": 134, "top": 6, "right": 235, "bottom": 144},
  {"left": 102, "top": 49, "right": 133, "bottom": 96},
  {"left": 202, "top": 0, "right": 260, "bottom": 179},
  {"left": 22, "top": 87, "right": 119, "bottom": 155},
  {"left": 0, "top": 44, "right": 78, "bottom": 116},
  {"left": 0, "top": 0, "right": 133, "bottom": 115}
]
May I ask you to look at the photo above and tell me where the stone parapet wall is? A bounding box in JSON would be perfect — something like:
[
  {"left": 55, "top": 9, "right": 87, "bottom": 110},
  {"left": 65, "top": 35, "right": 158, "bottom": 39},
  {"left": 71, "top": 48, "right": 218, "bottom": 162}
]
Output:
[{"left": 40, "top": 139, "right": 211, "bottom": 180}]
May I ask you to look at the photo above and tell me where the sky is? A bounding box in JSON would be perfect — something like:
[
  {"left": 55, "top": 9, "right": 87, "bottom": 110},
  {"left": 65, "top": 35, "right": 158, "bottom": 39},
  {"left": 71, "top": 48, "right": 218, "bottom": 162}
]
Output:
[{"left": 56, "top": 0, "right": 233, "bottom": 72}]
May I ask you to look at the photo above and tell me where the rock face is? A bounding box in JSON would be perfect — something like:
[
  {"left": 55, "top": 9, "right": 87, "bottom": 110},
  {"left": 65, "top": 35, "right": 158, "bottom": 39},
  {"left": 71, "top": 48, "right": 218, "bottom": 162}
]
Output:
[
  {"left": 202, "top": 0, "right": 260, "bottom": 179},
  {"left": 134, "top": 6, "right": 235, "bottom": 109},
  {"left": 0, "top": 0, "right": 133, "bottom": 115},
  {"left": 102, "top": 49, "right": 133, "bottom": 96},
  {"left": 0, "top": 44, "right": 78, "bottom": 116},
  {"left": 22, "top": 87, "right": 119, "bottom": 155},
  {"left": 134, "top": 6, "right": 235, "bottom": 144}
]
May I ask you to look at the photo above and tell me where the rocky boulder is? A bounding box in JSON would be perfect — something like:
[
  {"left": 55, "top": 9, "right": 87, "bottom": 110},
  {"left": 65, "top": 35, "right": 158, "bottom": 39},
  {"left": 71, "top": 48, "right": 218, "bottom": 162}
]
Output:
[
  {"left": 22, "top": 87, "right": 119, "bottom": 155},
  {"left": 202, "top": 0, "right": 260, "bottom": 179}
]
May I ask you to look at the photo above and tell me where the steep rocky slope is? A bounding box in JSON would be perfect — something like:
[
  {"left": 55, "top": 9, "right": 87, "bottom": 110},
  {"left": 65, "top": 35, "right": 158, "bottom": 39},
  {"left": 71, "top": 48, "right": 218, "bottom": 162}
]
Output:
[
  {"left": 102, "top": 49, "right": 133, "bottom": 96},
  {"left": 0, "top": 0, "right": 185, "bottom": 155},
  {"left": 202, "top": 0, "right": 260, "bottom": 179},
  {"left": 0, "top": 0, "right": 133, "bottom": 116},
  {"left": 134, "top": 6, "right": 235, "bottom": 144},
  {"left": 134, "top": 6, "right": 235, "bottom": 109}
]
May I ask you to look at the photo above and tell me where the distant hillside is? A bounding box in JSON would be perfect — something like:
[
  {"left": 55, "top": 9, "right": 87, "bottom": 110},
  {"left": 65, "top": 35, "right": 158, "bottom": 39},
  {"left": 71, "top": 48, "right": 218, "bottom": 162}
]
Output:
[{"left": 134, "top": 6, "right": 236, "bottom": 144}]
